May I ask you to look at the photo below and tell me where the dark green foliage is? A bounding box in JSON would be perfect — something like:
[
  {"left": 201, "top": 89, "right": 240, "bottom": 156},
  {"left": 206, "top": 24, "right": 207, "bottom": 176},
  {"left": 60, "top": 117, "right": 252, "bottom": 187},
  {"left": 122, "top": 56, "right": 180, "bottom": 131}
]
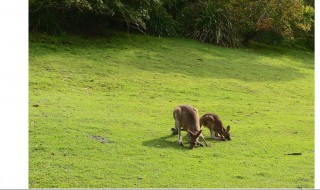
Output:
[
  {"left": 231, "top": 0, "right": 314, "bottom": 49},
  {"left": 146, "top": 2, "right": 178, "bottom": 37},
  {"left": 250, "top": 30, "right": 284, "bottom": 45},
  {"left": 29, "top": 0, "right": 314, "bottom": 49},
  {"left": 179, "top": 0, "right": 242, "bottom": 47},
  {"left": 29, "top": 1, "right": 64, "bottom": 34},
  {"left": 291, "top": 4, "right": 314, "bottom": 49},
  {"left": 29, "top": 0, "right": 151, "bottom": 34}
]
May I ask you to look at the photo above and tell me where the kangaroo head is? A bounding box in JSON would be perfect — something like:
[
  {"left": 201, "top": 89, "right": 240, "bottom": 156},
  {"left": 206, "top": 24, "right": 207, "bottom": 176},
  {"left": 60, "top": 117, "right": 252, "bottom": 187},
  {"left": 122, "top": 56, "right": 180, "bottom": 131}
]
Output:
[
  {"left": 223, "top": 125, "right": 231, "bottom": 140},
  {"left": 188, "top": 130, "right": 202, "bottom": 149}
]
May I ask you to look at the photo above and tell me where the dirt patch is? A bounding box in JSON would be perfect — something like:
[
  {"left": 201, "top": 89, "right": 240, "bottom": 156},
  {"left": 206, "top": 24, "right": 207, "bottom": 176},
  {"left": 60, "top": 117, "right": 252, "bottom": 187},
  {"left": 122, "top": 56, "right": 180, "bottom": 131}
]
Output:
[{"left": 90, "top": 135, "right": 109, "bottom": 144}]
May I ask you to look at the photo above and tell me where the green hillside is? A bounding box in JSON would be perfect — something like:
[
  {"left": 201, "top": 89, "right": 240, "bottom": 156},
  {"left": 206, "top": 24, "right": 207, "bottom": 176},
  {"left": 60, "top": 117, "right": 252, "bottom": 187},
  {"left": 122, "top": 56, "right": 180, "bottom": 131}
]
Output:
[{"left": 29, "top": 33, "right": 314, "bottom": 188}]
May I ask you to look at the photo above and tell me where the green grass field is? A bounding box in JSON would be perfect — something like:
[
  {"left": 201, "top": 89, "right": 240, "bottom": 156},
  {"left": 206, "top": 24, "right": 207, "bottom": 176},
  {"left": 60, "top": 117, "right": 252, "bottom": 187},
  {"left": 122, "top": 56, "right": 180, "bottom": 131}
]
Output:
[{"left": 29, "top": 32, "right": 314, "bottom": 188}]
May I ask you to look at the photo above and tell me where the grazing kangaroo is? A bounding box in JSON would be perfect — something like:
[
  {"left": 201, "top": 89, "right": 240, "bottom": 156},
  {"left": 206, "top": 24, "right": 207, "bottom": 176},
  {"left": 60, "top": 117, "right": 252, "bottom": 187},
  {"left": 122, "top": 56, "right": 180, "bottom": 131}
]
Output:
[
  {"left": 172, "top": 105, "right": 208, "bottom": 149},
  {"left": 200, "top": 113, "right": 231, "bottom": 141}
]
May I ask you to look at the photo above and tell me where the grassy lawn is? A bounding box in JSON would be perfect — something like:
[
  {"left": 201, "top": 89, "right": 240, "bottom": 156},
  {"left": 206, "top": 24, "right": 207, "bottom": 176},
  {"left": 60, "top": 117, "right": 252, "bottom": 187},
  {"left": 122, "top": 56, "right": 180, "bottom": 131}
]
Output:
[{"left": 29, "top": 32, "right": 314, "bottom": 188}]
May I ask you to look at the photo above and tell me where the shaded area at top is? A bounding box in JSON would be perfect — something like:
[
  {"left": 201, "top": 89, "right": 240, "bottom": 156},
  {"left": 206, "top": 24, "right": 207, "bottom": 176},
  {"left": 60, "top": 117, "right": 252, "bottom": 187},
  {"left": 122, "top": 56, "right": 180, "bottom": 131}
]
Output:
[{"left": 29, "top": 32, "right": 314, "bottom": 83}]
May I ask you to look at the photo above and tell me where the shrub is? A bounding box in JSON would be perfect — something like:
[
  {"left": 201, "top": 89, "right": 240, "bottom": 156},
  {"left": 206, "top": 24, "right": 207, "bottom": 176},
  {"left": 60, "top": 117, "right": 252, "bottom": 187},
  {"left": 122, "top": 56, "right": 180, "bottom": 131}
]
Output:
[
  {"left": 29, "top": 0, "right": 151, "bottom": 34},
  {"left": 29, "top": 2, "right": 64, "bottom": 34},
  {"left": 178, "top": 0, "right": 242, "bottom": 47},
  {"left": 146, "top": 2, "right": 178, "bottom": 37}
]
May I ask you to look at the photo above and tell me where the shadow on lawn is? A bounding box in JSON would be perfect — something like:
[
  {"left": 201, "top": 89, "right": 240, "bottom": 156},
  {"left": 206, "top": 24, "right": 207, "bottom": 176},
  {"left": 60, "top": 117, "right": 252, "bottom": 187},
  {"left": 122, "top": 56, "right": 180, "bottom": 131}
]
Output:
[
  {"left": 142, "top": 134, "right": 209, "bottom": 150},
  {"left": 108, "top": 40, "right": 311, "bottom": 83},
  {"left": 111, "top": 34, "right": 313, "bottom": 82},
  {"left": 142, "top": 134, "right": 184, "bottom": 150},
  {"left": 30, "top": 33, "right": 313, "bottom": 83},
  {"left": 129, "top": 53, "right": 306, "bottom": 83}
]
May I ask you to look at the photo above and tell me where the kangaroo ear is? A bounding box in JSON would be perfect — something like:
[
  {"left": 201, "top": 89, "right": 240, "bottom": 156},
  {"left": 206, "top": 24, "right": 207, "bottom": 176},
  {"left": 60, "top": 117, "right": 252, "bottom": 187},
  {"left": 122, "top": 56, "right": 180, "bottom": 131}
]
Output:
[{"left": 226, "top": 125, "right": 230, "bottom": 132}]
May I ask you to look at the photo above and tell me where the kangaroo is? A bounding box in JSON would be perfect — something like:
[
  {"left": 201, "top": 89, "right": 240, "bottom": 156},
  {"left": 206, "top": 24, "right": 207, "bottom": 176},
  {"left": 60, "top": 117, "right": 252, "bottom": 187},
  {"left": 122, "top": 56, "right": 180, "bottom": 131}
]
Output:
[
  {"left": 172, "top": 105, "right": 208, "bottom": 149},
  {"left": 200, "top": 113, "right": 231, "bottom": 141}
]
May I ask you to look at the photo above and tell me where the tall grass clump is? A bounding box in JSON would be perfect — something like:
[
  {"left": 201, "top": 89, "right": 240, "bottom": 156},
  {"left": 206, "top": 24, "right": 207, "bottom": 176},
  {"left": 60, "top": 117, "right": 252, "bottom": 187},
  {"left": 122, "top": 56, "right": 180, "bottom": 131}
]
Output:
[
  {"left": 146, "top": 2, "right": 178, "bottom": 37},
  {"left": 29, "top": 5, "right": 64, "bottom": 34},
  {"left": 179, "top": 0, "right": 242, "bottom": 47}
]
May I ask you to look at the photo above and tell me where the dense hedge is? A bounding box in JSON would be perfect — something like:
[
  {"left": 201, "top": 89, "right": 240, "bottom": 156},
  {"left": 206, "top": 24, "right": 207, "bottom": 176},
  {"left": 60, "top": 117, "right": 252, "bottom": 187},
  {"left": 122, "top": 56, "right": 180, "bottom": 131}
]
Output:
[{"left": 29, "top": 0, "right": 314, "bottom": 49}]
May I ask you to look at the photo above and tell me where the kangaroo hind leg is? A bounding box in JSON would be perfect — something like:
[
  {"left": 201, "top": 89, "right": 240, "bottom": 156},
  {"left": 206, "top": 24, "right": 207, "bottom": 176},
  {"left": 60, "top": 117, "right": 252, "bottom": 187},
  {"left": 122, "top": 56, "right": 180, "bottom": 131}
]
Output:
[{"left": 173, "top": 107, "right": 183, "bottom": 146}]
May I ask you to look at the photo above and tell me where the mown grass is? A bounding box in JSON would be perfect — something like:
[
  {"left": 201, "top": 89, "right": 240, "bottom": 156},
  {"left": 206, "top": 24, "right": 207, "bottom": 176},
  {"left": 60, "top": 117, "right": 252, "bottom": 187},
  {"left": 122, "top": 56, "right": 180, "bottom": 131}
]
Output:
[{"left": 29, "top": 32, "right": 314, "bottom": 188}]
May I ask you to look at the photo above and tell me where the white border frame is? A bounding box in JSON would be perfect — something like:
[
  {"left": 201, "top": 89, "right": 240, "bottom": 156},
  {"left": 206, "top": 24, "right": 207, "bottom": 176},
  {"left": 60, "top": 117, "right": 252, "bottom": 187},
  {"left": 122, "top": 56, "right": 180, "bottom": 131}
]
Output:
[{"left": 0, "top": 0, "right": 29, "bottom": 189}]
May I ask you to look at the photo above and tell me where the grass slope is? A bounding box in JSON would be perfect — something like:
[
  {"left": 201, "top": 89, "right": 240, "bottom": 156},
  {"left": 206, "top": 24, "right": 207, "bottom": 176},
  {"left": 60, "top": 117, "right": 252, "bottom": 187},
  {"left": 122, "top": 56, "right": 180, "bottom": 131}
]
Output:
[{"left": 29, "top": 32, "right": 314, "bottom": 188}]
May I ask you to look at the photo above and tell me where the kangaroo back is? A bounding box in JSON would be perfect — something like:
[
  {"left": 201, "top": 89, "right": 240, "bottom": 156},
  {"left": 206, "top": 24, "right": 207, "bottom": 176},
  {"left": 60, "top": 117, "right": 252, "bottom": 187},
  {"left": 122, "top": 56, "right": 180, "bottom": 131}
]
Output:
[
  {"left": 173, "top": 105, "right": 206, "bottom": 149},
  {"left": 200, "top": 113, "right": 231, "bottom": 140}
]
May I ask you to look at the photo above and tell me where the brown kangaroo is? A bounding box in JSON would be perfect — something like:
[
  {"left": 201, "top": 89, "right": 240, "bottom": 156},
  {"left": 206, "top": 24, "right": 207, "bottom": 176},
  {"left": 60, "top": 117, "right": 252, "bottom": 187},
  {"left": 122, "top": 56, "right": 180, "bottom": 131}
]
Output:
[
  {"left": 200, "top": 113, "right": 231, "bottom": 141},
  {"left": 172, "top": 105, "right": 208, "bottom": 149}
]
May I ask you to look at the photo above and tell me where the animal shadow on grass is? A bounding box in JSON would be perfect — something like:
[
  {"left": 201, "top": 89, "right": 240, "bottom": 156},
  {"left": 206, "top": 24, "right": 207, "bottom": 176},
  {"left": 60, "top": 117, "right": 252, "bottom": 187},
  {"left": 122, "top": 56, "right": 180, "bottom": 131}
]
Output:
[{"left": 142, "top": 134, "right": 197, "bottom": 151}]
